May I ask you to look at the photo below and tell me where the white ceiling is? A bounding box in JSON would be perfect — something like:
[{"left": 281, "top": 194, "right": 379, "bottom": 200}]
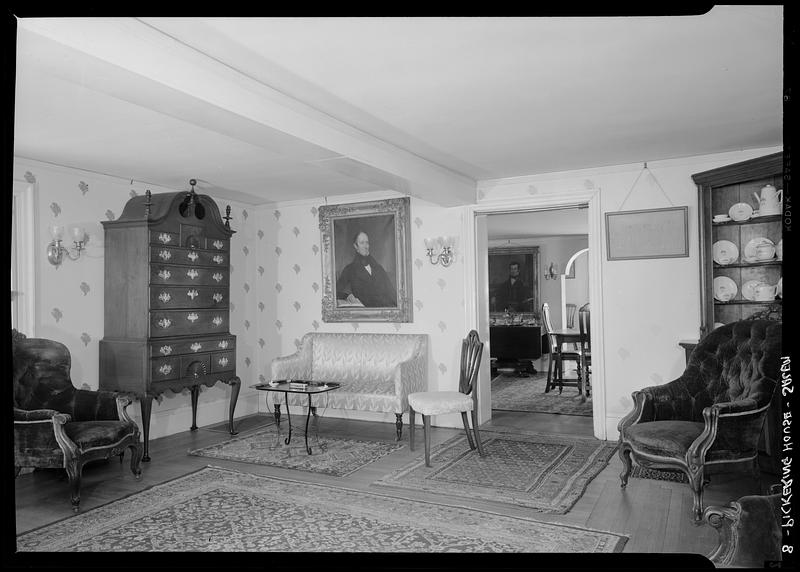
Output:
[{"left": 13, "top": 8, "right": 783, "bottom": 206}]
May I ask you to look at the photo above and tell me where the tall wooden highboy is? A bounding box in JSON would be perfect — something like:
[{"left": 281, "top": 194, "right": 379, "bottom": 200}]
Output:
[{"left": 99, "top": 181, "right": 240, "bottom": 461}]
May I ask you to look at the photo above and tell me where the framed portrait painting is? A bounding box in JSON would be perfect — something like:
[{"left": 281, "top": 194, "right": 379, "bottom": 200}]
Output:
[
  {"left": 319, "top": 197, "right": 413, "bottom": 322},
  {"left": 488, "top": 246, "right": 540, "bottom": 314}
]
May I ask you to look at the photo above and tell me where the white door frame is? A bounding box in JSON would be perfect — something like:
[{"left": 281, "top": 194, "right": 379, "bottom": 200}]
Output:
[{"left": 462, "top": 189, "right": 607, "bottom": 440}]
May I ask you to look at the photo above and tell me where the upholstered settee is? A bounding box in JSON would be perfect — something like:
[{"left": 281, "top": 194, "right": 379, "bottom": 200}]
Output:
[{"left": 269, "top": 333, "right": 428, "bottom": 440}]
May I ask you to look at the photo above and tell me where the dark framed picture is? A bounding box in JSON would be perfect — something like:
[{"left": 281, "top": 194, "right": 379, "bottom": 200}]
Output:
[
  {"left": 319, "top": 197, "right": 413, "bottom": 322},
  {"left": 488, "top": 246, "right": 540, "bottom": 314}
]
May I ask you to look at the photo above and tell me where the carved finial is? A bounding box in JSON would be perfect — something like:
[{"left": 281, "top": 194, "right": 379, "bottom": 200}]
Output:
[
  {"left": 144, "top": 190, "right": 152, "bottom": 219},
  {"left": 224, "top": 205, "right": 232, "bottom": 229},
  {"left": 187, "top": 179, "right": 197, "bottom": 206}
]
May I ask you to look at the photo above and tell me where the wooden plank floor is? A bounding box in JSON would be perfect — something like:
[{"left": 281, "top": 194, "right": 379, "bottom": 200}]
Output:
[{"left": 13, "top": 407, "right": 777, "bottom": 557}]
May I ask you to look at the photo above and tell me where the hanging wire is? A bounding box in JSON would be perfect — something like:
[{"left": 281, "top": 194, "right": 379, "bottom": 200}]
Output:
[{"left": 617, "top": 162, "right": 675, "bottom": 211}]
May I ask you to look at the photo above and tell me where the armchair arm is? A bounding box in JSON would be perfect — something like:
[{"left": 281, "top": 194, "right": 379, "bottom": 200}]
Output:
[
  {"left": 617, "top": 375, "right": 696, "bottom": 436},
  {"left": 14, "top": 407, "right": 75, "bottom": 466},
  {"left": 687, "top": 401, "right": 771, "bottom": 468},
  {"left": 14, "top": 407, "right": 71, "bottom": 423}
]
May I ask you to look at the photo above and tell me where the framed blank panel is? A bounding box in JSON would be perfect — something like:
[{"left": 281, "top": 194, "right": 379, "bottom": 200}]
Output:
[{"left": 606, "top": 206, "right": 689, "bottom": 260}]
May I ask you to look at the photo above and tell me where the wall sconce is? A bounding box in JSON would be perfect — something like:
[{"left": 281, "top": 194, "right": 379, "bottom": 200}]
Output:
[
  {"left": 544, "top": 262, "right": 559, "bottom": 280},
  {"left": 47, "top": 225, "right": 86, "bottom": 267},
  {"left": 425, "top": 236, "right": 455, "bottom": 267}
]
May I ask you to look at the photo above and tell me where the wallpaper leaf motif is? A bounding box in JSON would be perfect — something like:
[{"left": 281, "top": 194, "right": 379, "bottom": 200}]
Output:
[
  {"left": 438, "top": 363, "right": 447, "bottom": 375},
  {"left": 245, "top": 357, "right": 251, "bottom": 367},
  {"left": 292, "top": 226, "right": 300, "bottom": 237},
  {"left": 243, "top": 283, "right": 250, "bottom": 293},
  {"left": 80, "top": 332, "right": 91, "bottom": 346},
  {"left": 258, "top": 301, "right": 265, "bottom": 312},
  {"left": 275, "top": 247, "right": 282, "bottom": 257},
  {"left": 311, "top": 282, "right": 319, "bottom": 293},
  {"left": 275, "top": 283, "right": 283, "bottom": 293},
  {"left": 79, "top": 282, "right": 90, "bottom": 296},
  {"left": 273, "top": 210, "right": 281, "bottom": 220},
  {"left": 105, "top": 210, "right": 116, "bottom": 221},
  {"left": 312, "top": 320, "right": 320, "bottom": 330},
  {"left": 258, "top": 338, "right": 265, "bottom": 348},
  {"left": 50, "top": 203, "right": 61, "bottom": 217},
  {"left": 437, "top": 278, "right": 446, "bottom": 290},
  {"left": 310, "top": 206, "right": 318, "bottom": 216},
  {"left": 413, "top": 217, "right": 423, "bottom": 228},
  {"left": 244, "top": 320, "right": 251, "bottom": 330},
  {"left": 257, "top": 229, "right": 264, "bottom": 240},
  {"left": 78, "top": 181, "right": 89, "bottom": 195},
  {"left": 231, "top": 302, "right": 236, "bottom": 312},
  {"left": 24, "top": 171, "right": 36, "bottom": 183},
  {"left": 415, "top": 300, "right": 423, "bottom": 311},
  {"left": 258, "top": 266, "right": 265, "bottom": 276},
  {"left": 437, "top": 321, "right": 447, "bottom": 332},
  {"left": 230, "top": 264, "right": 235, "bottom": 274},
  {"left": 477, "top": 189, "right": 486, "bottom": 200},
  {"left": 242, "top": 246, "right": 249, "bottom": 256},
  {"left": 583, "top": 179, "right": 595, "bottom": 190},
  {"left": 294, "top": 338, "right": 302, "bottom": 350},
  {"left": 292, "top": 264, "right": 301, "bottom": 274},
  {"left": 275, "top": 320, "right": 283, "bottom": 330},
  {"left": 51, "top": 308, "right": 63, "bottom": 323},
  {"left": 312, "top": 245, "right": 319, "bottom": 255},
  {"left": 129, "top": 190, "right": 138, "bottom": 198},
  {"left": 414, "top": 259, "right": 423, "bottom": 270},
  {"left": 242, "top": 209, "right": 249, "bottom": 220},
  {"left": 259, "top": 374, "right": 266, "bottom": 383},
  {"left": 293, "top": 301, "right": 301, "bottom": 312},
  {"left": 618, "top": 348, "right": 631, "bottom": 360},
  {"left": 527, "top": 184, "right": 539, "bottom": 195}
]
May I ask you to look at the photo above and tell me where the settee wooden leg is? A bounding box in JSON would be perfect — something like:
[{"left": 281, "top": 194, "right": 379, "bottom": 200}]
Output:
[
  {"left": 409, "top": 407, "right": 416, "bottom": 451},
  {"left": 129, "top": 442, "right": 144, "bottom": 479},
  {"left": 395, "top": 413, "right": 403, "bottom": 441},
  {"left": 66, "top": 459, "right": 82, "bottom": 512},
  {"left": 619, "top": 445, "right": 633, "bottom": 487},
  {"left": 461, "top": 411, "right": 475, "bottom": 450}
]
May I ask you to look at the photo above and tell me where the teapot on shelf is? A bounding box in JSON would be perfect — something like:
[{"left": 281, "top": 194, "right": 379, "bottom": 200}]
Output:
[
  {"left": 754, "top": 282, "right": 778, "bottom": 302},
  {"left": 753, "top": 184, "right": 783, "bottom": 216}
]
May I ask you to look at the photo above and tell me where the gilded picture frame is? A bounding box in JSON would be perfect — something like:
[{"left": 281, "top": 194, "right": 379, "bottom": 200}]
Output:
[{"left": 319, "top": 197, "right": 413, "bottom": 322}]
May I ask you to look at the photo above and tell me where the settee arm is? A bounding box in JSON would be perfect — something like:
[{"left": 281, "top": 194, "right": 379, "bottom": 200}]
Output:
[
  {"left": 270, "top": 338, "right": 312, "bottom": 381},
  {"left": 394, "top": 345, "right": 428, "bottom": 411},
  {"left": 617, "top": 375, "right": 697, "bottom": 435},
  {"left": 688, "top": 400, "right": 771, "bottom": 466},
  {"left": 14, "top": 407, "right": 74, "bottom": 466},
  {"left": 14, "top": 407, "right": 70, "bottom": 423}
]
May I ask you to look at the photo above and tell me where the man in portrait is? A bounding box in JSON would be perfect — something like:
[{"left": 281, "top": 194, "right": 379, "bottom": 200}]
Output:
[
  {"left": 336, "top": 230, "right": 397, "bottom": 307},
  {"left": 494, "top": 261, "right": 530, "bottom": 312}
]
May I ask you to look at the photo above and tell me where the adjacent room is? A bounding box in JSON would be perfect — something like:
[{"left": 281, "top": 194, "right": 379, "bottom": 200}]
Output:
[{"left": 9, "top": 9, "right": 787, "bottom": 566}]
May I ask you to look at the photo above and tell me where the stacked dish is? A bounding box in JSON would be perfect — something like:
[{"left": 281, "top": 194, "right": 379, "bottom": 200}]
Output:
[
  {"left": 713, "top": 276, "right": 738, "bottom": 302},
  {"left": 728, "top": 203, "right": 754, "bottom": 222},
  {"left": 743, "top": 237, "right": 775, "bottom": 262},
  {"left": 712, "top": 240, "right": 739, "bottom": 265}
]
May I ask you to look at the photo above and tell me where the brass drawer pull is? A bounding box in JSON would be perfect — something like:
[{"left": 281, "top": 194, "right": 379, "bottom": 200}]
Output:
[
  {"left": 158, "top": 249, "right": 172, "bottom": 261},
  {"left": 158, "top": 233, "right": 173, "bottom": 244},
  {"left": 188, "top": 251, "right": 199, "bottom": 262},
  {"left": 187, "top": 269, "right": 199, "bottom": 280},
  {"left": 212, "top": 273, "right": 224, "bottom": 282},
  {"left": 158, "top": 292, "right": 172, "bottom": 303},
  {"left": 212, "top": 240, "right": 224, "bottom": 250},
  {"left": 159, "top": 345, "right": 173, "bottom": 355},
  {"left": 218, "top": 340, "right": 229, "bottom": 349},
  {"left": 187, "top": 312, "right": 199, "bottom": 322},
  {"left": 212, "top": 255, "right": 225, "bottom": 264},
  {"left": 157, "top": 318, "right": 172, "bottom": 329},
  {"left": 212, "top": 293, "right": 223, "bottom": 303},
  {"left": 158, "top": 364, "right": 173, "bottom": 375},
  {"left": 212, "top": 316, "right": 223, "bottom": 327},
  {"left": 218, "top": 357, "right": 229, "bottom": 368},
  {"left": 190, "top": 342, "right": 203, "bottom": 352},
  {"left": 158, "top": 269, "right": 171, "bottom": 280}
]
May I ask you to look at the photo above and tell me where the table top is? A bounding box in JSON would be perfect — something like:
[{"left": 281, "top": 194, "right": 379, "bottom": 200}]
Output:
[
  {"left": 549, "top": 329, "right": 581, "bottom": 338},
  {"left": 251, "top": 380, "right": 341, "bottom": 394}
]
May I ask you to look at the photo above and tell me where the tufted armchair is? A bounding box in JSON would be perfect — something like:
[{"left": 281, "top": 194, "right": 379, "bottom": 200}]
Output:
[
  {"left": 617, "top": 320, "right": 781, "bottom": 522},
  {"left": 13, "top": 331, "right": 143, "bottom": 511}
]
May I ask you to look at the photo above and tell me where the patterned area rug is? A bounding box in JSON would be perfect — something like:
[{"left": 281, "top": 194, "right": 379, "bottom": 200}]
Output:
[
  {"left": 375, "top": 430, "right": 617, "bottom": 514},
  {"left": 492, "top": 373, "right": 593, "bottom": 416},
  {"left": 188, "top": 428, "right": 403, "bottom": 477},
  {"left": 202, "top": 413, "right": 275, "bottom": 434},
  {"left": 15, "top": 466, "right": 627, "bottom": 552}
]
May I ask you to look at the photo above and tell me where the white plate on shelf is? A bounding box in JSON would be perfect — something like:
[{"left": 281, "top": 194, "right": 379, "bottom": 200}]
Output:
[
  {"left": 713, "top": 214, "right": 731, "bottom": 223},
  {"left": 712, "top": 240, "right": 739, "bottom": 265},
  {"left": 777, "top": 239, "right": 783, "bottom": 260},
  {"left": 728, "top": 202, "right": 754, "bottom": 222},
  {"left": 741, "top": 280, "right": 761, "bottom": 301},
  {"left": 777, "top": 277, "right": 783, "bottom": 299},
  {"left": 713, "top": 276, "right": 738, "bottom": 302},
  {"left": 743, "top": 237, "right": 775, "bottom": 262}
]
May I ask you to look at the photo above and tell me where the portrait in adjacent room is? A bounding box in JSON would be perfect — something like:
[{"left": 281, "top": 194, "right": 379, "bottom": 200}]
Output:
[
  {"left": 319, "top": 197, "right": 412, "bottom": 322},
  {"left": 488, "top": 246, "right": 540, "bottom": 314}
]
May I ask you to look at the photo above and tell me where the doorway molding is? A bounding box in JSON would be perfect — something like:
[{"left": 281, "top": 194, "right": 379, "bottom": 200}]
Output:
[{"left": 462, "top": 189, "right": 607, "bottom": 440}]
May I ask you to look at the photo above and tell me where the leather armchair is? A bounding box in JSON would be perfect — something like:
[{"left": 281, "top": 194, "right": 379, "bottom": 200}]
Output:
[
  {"left": 13, "top": 331, "right": 143, "bottom": 511},
  {"left": 617, "top": 320, "right": 781, "bottom": 522}
]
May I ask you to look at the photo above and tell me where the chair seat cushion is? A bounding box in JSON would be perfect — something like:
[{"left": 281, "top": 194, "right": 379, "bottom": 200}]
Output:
[
  {"left": 622, "top": 420, "right": 704, "bottom": 458},
  {"left": 64, "top": 421, "right": 137, "bottom": 450},
  {"left": 408, "top": 391, "right": 473, "bottom": 416}
]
